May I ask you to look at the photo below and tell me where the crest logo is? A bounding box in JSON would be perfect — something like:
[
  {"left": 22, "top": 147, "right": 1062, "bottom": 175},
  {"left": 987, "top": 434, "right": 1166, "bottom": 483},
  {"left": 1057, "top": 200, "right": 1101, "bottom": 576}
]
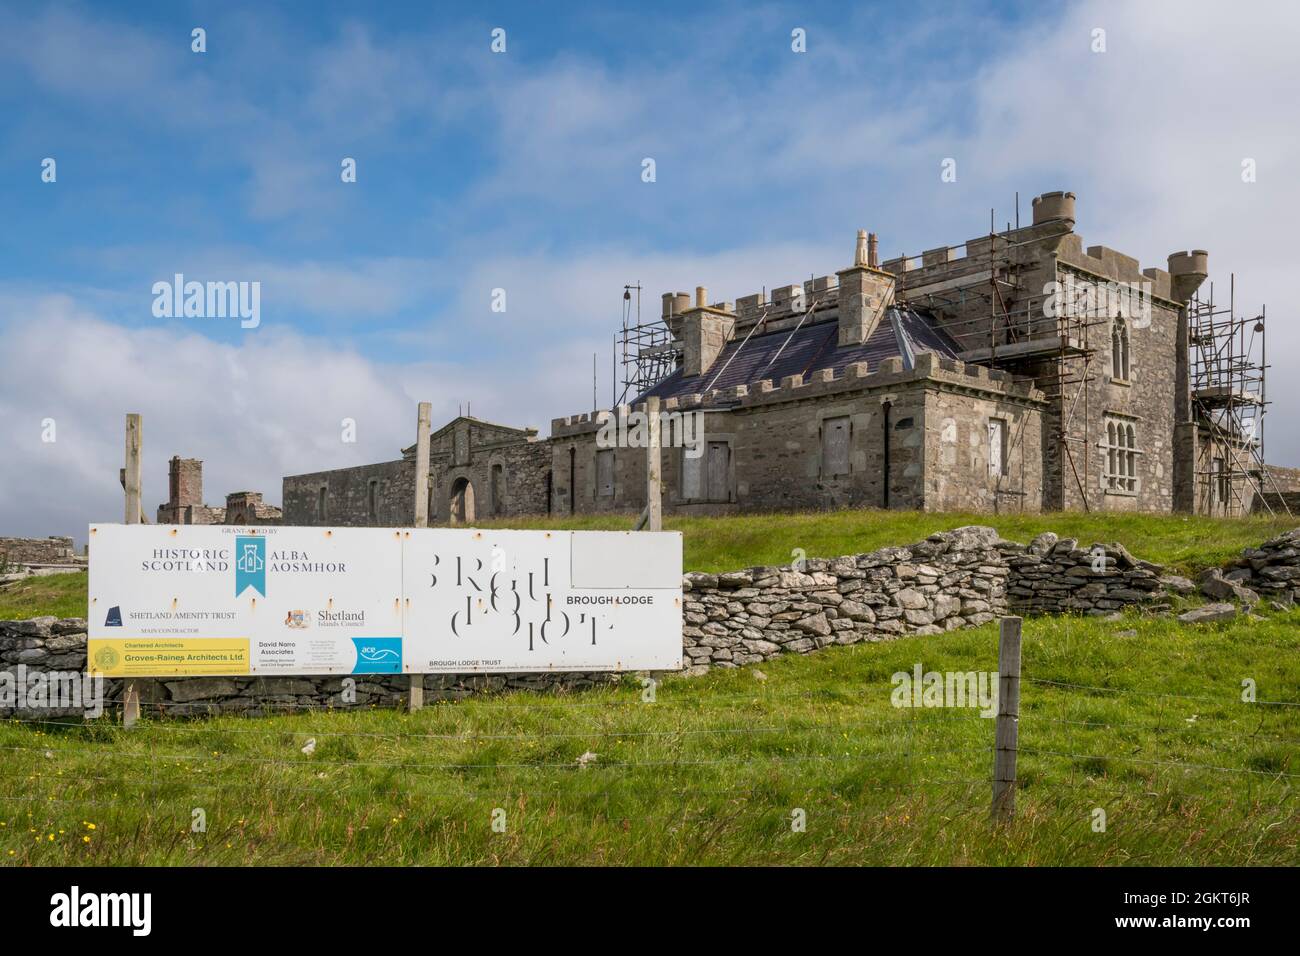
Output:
[
  {"left": 93, "top": 645, "right": 120, "bottom": 670},
  {"left": 284, "top": 609, "right": 310, "bottom": 629}
]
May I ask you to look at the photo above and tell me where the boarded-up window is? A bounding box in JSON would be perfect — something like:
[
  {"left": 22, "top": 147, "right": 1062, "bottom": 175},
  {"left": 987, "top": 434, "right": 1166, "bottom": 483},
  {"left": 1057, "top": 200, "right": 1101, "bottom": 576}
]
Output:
[
  {"left": 1213, "top": 457, "right": 1227, "bottom": 503},
  {"left": 317, "top": 486, "right": 328, "bottom": 521},
  {"left": 367, "top": 479, "right": 378, "bottom": 520},
  {"left": 988, "top": 420, "right": 1006, "bottom": 478},
  {"left": 681, "top": 447, "right": 704, "bottom": 500},
  {"left": 706, "top": 441, "right": 730, "bottom": 502},
  {"left": 822, "top": 416, "right": 850, "bottom": 477},
  {"left": 595, "top": 449, "right": 615, "bottom": 498}
]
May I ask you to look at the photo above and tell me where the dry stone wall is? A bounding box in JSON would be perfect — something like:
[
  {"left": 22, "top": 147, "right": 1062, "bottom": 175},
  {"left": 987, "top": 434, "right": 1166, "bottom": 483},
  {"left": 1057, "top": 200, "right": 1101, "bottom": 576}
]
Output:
[
  {"left": 1003, "top": 532, "right": 1176, "bottom": 616},
  {"left": 1215, "top": 529, "right": 1300, "bottom": 606},
  {"left": 682, "top": 525, "right": 1009, "bottom": 674},
  {"left": 0, "top": 536, "right": 81, "bottom": 567}
]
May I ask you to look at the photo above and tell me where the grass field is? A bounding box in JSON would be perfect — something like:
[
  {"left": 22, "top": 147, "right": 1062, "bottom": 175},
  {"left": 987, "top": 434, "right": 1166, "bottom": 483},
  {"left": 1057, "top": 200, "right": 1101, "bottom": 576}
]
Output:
[
  {"left": 0, "top": 572, "right": 85, "bottom": 620},
  {"left": 2, "top": 509, "right": 1296, "bottom": 865},
  {"left": 2, "top": 608, "right": 1297, "bottom": 865},
  {"left": 2, "top": 509, "right": 1295, "bottom": 622}
]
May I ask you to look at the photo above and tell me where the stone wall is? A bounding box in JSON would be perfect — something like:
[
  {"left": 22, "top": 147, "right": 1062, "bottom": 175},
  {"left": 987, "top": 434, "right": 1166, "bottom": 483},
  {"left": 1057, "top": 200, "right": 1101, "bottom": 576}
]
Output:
[
  {"left": 548, "top": 353, "right": 1046, "bottom": 517},
  {"left": 283, "top": 418, "right": 552, "bottom": 527},
  {"left": 1003, "top": 532, "right": 1175, "bottom": 615},
  {"left": 283, "top": 459, "right": 414, "bottom": 528},
  {"left": 1214, "top": 529, "right": 1300, "bottom": 605},
  {"left": 0, "top": 536, "right": 80, "bottom": 567},
  {"left": 681, "top": 525, "right": 1009, "bottom": 673}
]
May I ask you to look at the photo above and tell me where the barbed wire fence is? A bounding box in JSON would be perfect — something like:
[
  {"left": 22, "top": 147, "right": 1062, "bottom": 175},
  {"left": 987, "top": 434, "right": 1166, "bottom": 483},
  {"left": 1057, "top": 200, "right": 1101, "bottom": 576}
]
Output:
[{"left": 1, "top": 615, "right": 1297, "bottom": 852}]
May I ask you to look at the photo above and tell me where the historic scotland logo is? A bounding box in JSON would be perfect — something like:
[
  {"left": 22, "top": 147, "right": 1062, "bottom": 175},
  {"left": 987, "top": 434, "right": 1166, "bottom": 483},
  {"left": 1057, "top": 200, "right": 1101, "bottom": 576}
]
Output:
[{"left": 235, "top": 535, "right": 266, "bottom": 597}]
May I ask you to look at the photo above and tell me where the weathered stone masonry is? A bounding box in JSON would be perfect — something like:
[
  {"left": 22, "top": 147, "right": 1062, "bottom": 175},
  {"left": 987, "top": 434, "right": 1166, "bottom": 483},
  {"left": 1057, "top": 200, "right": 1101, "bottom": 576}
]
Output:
[{"left": 0, "top": 536, "right": 80, "bottom": 567}]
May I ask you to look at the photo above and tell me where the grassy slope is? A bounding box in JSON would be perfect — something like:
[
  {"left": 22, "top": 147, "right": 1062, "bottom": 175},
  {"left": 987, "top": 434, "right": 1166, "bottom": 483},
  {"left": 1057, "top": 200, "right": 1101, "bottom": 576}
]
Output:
[
  {"left": 2, "top": 608, "right": 1297, "bottom": 865},
  {"left": 0, "top": 572, "right": 86, "bottom": 620},
  {"left": 2, "top": 510, "right": 1296, "bottom": 864},
  {"left": 476, "top": 509, "right": 1295, "bottom": 575}
]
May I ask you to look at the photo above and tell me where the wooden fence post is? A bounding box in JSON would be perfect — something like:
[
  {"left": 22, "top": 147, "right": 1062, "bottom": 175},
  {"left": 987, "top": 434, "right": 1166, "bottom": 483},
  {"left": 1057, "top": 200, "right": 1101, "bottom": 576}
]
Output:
[
  {"left": 992, "top": 615, "right": 1022, "bottom": 821},
  {"left": 645, "top": 396, "right": 662, "bottom": 532},
  {"left": 123, "top": 413, "right": 143, "bottom": 730},
  {"left": 408, "top": 401, "right": 432, "bottom": 713}
]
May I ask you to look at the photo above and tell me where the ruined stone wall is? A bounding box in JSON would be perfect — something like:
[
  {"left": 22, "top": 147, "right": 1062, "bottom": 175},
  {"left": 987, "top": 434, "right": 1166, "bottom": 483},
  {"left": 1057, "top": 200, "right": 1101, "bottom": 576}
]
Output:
[
  {"left": 1003, "top": 532, "right": 1174, "bottom": 616},
  {"left": 282, "top": 459, "right": 414, "bottom": 527},
  {"left": 726, "top": 370, "right": 929, "bottom": 513},
  {"left": 1217, "top": 529, "right": 1300, "bottom": 605},
  {"left": 283, "top": 423, "right": 551, "bottom": 528},
  {"left": 0, "top": 536, "right": 80, "bottom": 567}
]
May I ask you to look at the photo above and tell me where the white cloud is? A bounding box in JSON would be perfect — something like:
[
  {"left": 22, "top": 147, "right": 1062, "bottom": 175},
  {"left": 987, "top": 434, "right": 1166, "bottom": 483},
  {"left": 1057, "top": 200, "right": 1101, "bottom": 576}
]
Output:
[
  {"left": 4, "top": 0, "right": 1299, "bottom": 551},
  {"left": 0, "top": 297, "right": 414, "bottom": 543}
]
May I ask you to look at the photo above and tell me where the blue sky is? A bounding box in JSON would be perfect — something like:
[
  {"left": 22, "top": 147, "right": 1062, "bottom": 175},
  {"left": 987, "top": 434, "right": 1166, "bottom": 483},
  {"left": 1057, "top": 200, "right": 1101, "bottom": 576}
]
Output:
[{"left": 2, "top": 0, "right": 1297, "bottom": 540}]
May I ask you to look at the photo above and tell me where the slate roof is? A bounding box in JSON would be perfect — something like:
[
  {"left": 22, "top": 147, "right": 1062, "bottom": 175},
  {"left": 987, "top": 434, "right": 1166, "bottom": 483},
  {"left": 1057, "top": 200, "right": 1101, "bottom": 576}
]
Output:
[{"left": 636, "top": 306, "right": 960, "bottom": 405}]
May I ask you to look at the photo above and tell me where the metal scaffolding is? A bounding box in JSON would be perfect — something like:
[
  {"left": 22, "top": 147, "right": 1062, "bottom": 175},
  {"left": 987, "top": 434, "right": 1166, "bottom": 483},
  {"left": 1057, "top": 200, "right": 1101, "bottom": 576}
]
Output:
[
  {"left": 614, "top": 283, "right": 680, "bottom": 406},
  {"left": 895, "top": 219, "right": 1105, "bottom": 511},
  {"left": 1188, "top": 276, "right": 1288, "bottom": 516}
]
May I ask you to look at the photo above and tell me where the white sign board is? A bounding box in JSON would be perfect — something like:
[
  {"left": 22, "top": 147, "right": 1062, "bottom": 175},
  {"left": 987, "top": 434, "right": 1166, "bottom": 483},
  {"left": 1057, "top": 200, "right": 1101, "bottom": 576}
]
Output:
[
  {"left": 88, "top": 525, "right": 682, "bottom": 677},
  {"left": 402, "top": 529, "right": 682, "bottom": 673},
  {"left": 88, "top": 525, "right": 402, "bottom": 677}
]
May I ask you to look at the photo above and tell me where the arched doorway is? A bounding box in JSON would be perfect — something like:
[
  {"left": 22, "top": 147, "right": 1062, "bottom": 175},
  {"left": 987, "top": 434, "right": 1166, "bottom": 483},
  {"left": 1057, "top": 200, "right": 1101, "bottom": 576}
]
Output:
[{"left": 449, "top": 477, "right": 476, "bottom": 525}]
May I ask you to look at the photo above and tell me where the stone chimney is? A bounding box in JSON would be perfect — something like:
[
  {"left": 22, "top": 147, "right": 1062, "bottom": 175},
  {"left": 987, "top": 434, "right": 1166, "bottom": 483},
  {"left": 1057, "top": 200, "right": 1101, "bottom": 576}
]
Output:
[
  {"left": 680, "top": 288, "right": 735, "bottom": 378},
  {"left": 836, "top": 231, "right": 895, "bottom": 347},
  {"left": 661, "top": 290, "right": 692, "bottom": 337}
]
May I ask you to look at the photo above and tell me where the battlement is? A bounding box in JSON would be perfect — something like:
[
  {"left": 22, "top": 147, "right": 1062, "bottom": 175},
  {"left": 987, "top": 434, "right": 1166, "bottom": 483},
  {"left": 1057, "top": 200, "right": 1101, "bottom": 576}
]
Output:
[
  {"left": 554, "top": 351, "right": 1043, "bottom": 435},
  {"left": 730, "top": 351, "right": 1045, "bottom": 409}
]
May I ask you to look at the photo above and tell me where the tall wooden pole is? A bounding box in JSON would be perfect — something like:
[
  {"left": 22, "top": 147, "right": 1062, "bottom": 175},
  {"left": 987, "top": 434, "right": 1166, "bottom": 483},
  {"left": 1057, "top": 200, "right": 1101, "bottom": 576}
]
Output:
[
  {"left": 992, "top": 616, "right": 1022, "bottom": 821},
  {"left": 123, "top": 414, "right": 142, "bottom": 729},
  {"left": 645, "top": 397, "right": 663, "bottom": 532},
  {"left": 408, "top": 401, "right": 432, "bottom": 713}
]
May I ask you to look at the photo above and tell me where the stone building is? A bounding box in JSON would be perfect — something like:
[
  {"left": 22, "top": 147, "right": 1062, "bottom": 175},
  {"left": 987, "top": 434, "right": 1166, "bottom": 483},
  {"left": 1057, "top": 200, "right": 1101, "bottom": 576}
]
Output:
[
  {"left": 157, "top": 456, "right": 282, "bottom": 526},
  {"left": 282, "top": 189, "right": 1284, "bottom": 526},
  {"left": 283, "top": 418, "right": 549, "bottom": 527}
]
